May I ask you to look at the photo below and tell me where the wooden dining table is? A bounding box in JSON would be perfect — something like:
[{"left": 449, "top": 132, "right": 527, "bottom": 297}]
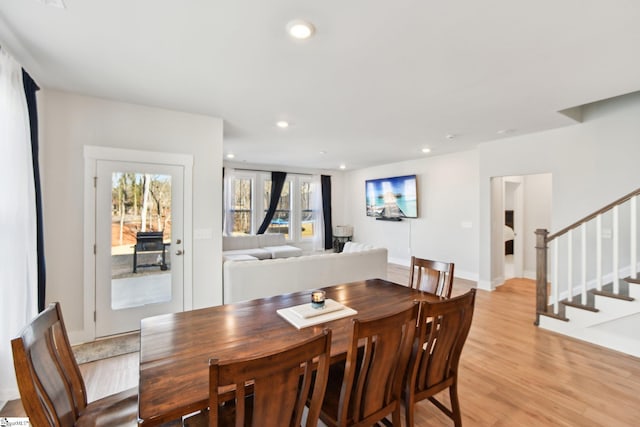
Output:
[{"left": 137, "top": 278, "right": 443, "bottom": 426}]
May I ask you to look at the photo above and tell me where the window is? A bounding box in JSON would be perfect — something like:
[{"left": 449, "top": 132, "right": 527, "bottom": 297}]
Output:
[
  {"left": 300, "top": 179, "right": 314, "bottom": 240},
  {"left": 230, "top": 177, "right": 252, "bottom": 235},
  {"left": 224, "top": 171, "right": 322, "bottom": 245},
  {"left": 264, "top": 179, "right": 291, "bottom": 237}
]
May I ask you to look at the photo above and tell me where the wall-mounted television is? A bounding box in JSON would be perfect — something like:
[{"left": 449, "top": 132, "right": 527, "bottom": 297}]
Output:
[{"left": 366, "top": 174, "right": 418, "bottom": 219}]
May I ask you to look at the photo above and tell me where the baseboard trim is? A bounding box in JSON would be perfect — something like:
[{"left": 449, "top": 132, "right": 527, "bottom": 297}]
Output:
[{"left": 72, "top": 332, "right": 140, "bottom": 364}]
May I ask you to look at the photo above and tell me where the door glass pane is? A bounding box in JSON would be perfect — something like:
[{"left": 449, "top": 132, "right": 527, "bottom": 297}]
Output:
[
  {"left": 264, "top": 180, "right": 291, "bottom": 238},
  {"left": 111, "top": 172, "right": 172, "bottom": 310}
]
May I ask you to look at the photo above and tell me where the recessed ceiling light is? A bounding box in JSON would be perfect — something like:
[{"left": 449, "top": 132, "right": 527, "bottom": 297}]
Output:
[
  {"left": 339, "top": 164, "right": 346, "bottom": 170},
  {"left": 421, "top": 148, "right": 431, "bottom": 153},
  {"left": 319, "top": 151, "right": 327, "bottom": 155},
  {"left": 497, "top": 129, "right": 515, "bottom": 135},
  {"left": 445, "top": 134, "right": 456, "bottom": 140},
  {"left": 276, "top": 121, "right": 289, "bottom": 128},
  {"left": 226, "top": 153, "right": 235, "bottom": 159},
  {"left": 287, "top": 20, "right": 315, "bottom": 39}
]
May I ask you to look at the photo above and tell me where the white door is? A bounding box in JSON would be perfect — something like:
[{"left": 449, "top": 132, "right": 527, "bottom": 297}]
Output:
[{"left": 94, "top": 160, "right": 185, "bottom": 337}]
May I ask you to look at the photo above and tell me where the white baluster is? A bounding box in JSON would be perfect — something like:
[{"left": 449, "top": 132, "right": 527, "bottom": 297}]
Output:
[
  {"left": 567, "top": 229, "right": 573, "bottom": 302},
  {"left": 553, "top": 239, "right": 559, "bottom": 314},
  {"left": 613, "top": 205, "right": 619, "bottom": 294},
  {"left": 631, "top": 196, "right": 637, "bottom": 279},
  {"left": 596, "top": 214, "right": 602, "bottom": 291},
  {"left": 581, "top": 223, "right": 587, "bottom": 305}
]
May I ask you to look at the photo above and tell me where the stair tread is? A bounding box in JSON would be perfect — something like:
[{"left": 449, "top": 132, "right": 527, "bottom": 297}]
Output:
[
  {"left": 561, "top": 300, "right": 599, "bottom": 312},
  {"left": 546, "top": 279, "right": 635, "bottom": 320},
  {"left": 538, "top": 311, "right": 569, "bottom": 322},
  {"left": 602, "top": 280, "right": 630, "bottom": 296},
  {"left": 591, "top": 290, "right": 635, "bottom": 301},
  {"left": 625, "top": 276, "right": 640, "bottom": 285}
]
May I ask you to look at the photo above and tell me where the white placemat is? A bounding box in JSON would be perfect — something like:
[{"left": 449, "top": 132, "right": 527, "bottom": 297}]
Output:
[{"left": 277, "top": 300, "right": 357, "bottom": 329}]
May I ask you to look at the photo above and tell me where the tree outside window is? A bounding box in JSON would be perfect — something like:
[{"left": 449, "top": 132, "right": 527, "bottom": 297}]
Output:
[
  {"left": 264, "top": 180, "right": 291, "bottom": 237},
  {"left": 231, "top": 178, "right": 252, "bottom": 234},
  {"left": 225, "top": 172, "right": 322, "bottom": 243}
]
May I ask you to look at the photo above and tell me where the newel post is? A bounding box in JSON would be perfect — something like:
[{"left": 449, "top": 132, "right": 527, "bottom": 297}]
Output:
[{"left": 534, "top": 229, "right": 549, "bottom": 325}]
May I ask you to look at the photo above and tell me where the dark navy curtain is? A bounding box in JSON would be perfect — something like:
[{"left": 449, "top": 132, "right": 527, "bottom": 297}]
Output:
[
  {"left": 257, "top": 171, "right": 287, "bottom": 234},
  {"left": 22, "top": 70, "right": 45, "bottom": 312},
  {"left": 321, "top": 175, "right": 333, "bottom": 250}
]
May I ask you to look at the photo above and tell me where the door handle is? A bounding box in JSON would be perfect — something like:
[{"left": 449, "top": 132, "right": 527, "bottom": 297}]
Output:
[{"left": 175, "top": 250, "right": 184, "bottom": 256}]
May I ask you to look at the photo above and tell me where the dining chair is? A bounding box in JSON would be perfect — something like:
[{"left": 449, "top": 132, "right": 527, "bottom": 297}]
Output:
[
  {"left": 185, "top": 329, "right": 332, "bottom": 427},
  {"left": 404, "top": 289, "right": 477, "bottom": 427},
  {"left": 408, "top": 256, "right": 455, "bottom": 298},
  {"left": 318, "top": 302, "right": 420, "bottom": 427},
  {"left": 11, "top": 302, "right": 139, "bottom": 427}
]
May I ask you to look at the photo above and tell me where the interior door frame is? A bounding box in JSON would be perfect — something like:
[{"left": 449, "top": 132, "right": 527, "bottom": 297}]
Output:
[
  {"left": 490, "top": 176, "right": 524, "bottom": 288},
  {"left": 504, "top": 178, "right": 524, "bottom": 278},
  {"left": 83, "top": 145, "right": 193, "bottom": 342}
]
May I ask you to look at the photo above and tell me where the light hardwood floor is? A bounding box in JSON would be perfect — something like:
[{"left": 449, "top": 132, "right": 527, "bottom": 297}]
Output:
[{"left": 3, "top": 264, "right": 640, "bottom": 426}]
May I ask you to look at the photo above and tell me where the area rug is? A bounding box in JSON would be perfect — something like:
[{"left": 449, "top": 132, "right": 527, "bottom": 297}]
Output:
[{"left": 72, "top": 332, "right": 140, "bottom": 364}]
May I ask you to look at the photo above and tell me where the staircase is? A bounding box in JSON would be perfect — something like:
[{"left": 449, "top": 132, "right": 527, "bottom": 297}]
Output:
[{"left": 534, "top": 188, "right": 640, "bottom": 357}]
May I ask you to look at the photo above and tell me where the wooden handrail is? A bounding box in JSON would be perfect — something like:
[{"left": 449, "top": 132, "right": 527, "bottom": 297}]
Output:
[
  {"left": 535, "top": 187, "right": 640, "bottom": 324},
  {"left": 548, "top": 187, "right": 640, "bottom": 242}
]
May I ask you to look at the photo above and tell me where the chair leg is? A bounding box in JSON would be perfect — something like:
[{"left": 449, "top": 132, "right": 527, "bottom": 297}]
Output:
[
  {"left": 392, "top": 406, "right": 401, "bottom": 426},
  {"left": 449, "top": 383, "right": 462, "bottom": 427},
  {"left": 182, "top": 409, "right": 208, "bottom": 427},
  {"left": 404, "top": 396, "right": 415, "bottom": 427},
  {"left": 133, "top": 249, "right": 138, "bottom": 273}
]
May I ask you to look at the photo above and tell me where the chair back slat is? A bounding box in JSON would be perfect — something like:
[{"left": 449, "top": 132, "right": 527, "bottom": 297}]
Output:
[
  {"left": 404, "top": 289, "right": 477, "bottom": 427},
  {"left": 209, "top": 329, "right": 332, "bottom": 427},
  {"left": 52, "top": 321, "right": 88, "bottom": 413},
  {"left": 409, "top": 256, "right": 455, "bottom": 298},
  {"left": 338, "top": 302, "right": 420, "bottom": 426},
  {"left": 417, "top": 290, "right": 475, "bottom": 391}
]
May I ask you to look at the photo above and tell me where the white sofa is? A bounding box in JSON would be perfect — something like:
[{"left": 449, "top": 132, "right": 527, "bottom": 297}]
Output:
[
  {"left": 223, "top": 244, "right": 388, "bottom": 303},
  {"left": 223, "top": 234, "right": 303, "bottom": 261}
]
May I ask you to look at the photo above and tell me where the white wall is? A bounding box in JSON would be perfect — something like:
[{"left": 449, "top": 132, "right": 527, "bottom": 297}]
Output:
[
  {"left": 341, "top": 92, "right": 640, "bottom": 290},
  {"left": 489, "top": 177, "right": 504, "bottom": 286},
  {"left": 478, "top": 91, "right": 640, "bottom": 290},
  {"left": 39, "top": 90, "right": 223, "bottom": 340},
  {"left": 522, "top": 174, "right": 552, "bottom": 278},
  {"left": 343, "top": 150, "right": 480, "bottom": 281}
]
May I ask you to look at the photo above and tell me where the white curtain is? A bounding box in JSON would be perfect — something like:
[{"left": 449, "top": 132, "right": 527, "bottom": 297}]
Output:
[
  {"left": 0, "top": 48, "right": 38, "bottom": 400},
  {"left": 311, "top": 174, "right": 325, "bottom": 252},
  {"left": 223, "top": 168, "right": 237, "bottom": 236}
]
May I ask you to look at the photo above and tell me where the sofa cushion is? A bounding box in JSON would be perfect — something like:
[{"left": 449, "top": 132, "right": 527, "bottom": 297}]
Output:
[
  {"left": 223, "top": 233, "right": 302, "bottom": 260},
  {"left": 257, "top": 233, "right": 286, "bottom": 247},
  {"left": 222, "top": 248, "right": 272, "bottom": 260},
  {"left": 264, "top": 245, "right": 303, "bottom": 259},
  {"left": 343, "top": 242, "right": 374, "bottom": 253},
  {"left": 223, "top": 254, "right": 259, "bottom": 262},
  {"left": 223, "top": 235, "right": 260, "bottom": 251}
]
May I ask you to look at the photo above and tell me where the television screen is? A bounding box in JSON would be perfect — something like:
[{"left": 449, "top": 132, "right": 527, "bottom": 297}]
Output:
[{"left": 366, "top": 174, "right": 418, "bottom": 218}]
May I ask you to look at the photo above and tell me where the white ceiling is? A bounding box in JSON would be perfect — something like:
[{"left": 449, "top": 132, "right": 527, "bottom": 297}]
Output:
[{"left": 1, "top": 0, "right": 640, "bottom": 171}]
